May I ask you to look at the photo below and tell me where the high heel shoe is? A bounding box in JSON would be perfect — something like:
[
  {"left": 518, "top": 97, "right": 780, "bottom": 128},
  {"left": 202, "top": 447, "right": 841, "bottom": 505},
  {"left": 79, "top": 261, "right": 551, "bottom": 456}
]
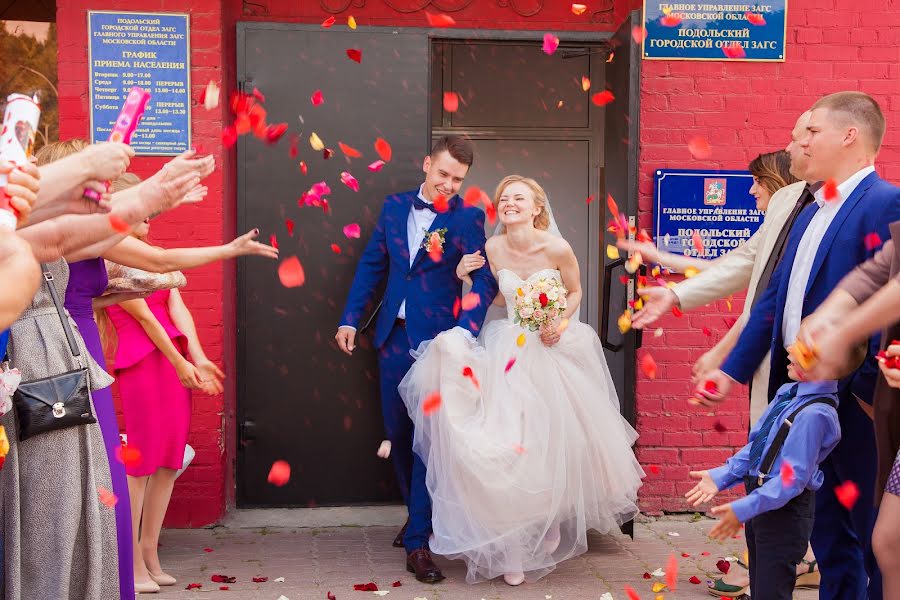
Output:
[
  {"left": 148, "top": 571, "right": 177, "bottom": 586},
  {"left": 134, "top": 579, "right": 160, "bottom": 594},
  {"left": 503, "top": 572, "right": 525, "bottom": 586}
]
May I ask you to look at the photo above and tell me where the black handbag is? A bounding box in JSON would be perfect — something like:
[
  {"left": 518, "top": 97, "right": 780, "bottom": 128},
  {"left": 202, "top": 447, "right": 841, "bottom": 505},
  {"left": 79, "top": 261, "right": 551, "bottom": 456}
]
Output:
[{"left": 12, "top": 264, "right": 96, "bottom": 441}]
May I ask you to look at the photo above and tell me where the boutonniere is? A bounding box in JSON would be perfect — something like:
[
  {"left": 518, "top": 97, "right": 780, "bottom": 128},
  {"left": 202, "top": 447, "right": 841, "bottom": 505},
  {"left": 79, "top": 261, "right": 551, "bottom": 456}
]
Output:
[{"left": 423, "top": 227, "right": 448, "bottom": 260}]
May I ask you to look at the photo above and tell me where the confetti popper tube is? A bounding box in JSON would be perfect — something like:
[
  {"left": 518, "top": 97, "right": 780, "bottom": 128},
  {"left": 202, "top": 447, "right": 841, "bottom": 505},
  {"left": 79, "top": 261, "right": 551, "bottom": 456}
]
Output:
[
  {"left": 0, "top": 93, "right": 41, "bottom": 230},
  {"left": 84, "top": 87, "right": 150, "bottom": 202}
]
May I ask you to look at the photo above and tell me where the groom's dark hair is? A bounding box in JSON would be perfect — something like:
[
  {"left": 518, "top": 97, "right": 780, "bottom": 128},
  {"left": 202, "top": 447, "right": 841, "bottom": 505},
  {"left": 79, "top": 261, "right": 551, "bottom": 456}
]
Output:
[{"left": 431, "top": 135, "right": 474, "bottom": 167}]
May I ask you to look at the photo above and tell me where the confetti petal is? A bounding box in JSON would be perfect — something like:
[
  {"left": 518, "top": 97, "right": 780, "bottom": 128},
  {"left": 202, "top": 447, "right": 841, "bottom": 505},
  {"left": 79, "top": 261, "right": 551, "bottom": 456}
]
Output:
[
  {"left": 462, "top": 366, "right": 480, "bottom": 389},
  {"left": 642, "top": 572, "right": 652, "bottom": 579},
  {"left": 285, "top": 218, "right": 295, "bottom": 236},
  {"left": 368, "top": 160, "right": 385, "bottom": 172},
  {"left": 433, "top": 194, "right": 449, "bottom": 213},
  {"left": 571, "top": 3, "right": 587, "bottom": 15},
  {"left": 443, "top": 91, "right": 459, "bottom": 113},
  {"left": 186, "top": 583, "right": 202, "bottom": 590},
  {"left": 277, "top": 256, "right": 306, "bottom": 288},
  {"left": 666, "top": 553, "right": 678, "bottom": 590},
  {"left": 343, "top": 223, "right": 361, "bottom": 239},
  {"left": 651, "top": 567, "right": 665, "bottom": 576},
  {"left": 253, "top": 577, "right": 268, "bottom": 583},
  {"left": 640, "top": 352, "right": 657, "bottom": 379},
  {"left": 222, "top": 125, "right": 237, "bottom": 148},
  {"left": 265, "top": 123, "right": 288, "bottom": 144},
  {"left": 211, "top": 574, "right": 236, "bottom": 583},
  {"left": 98, "top": 486, "right": 118, "bottom": 508},
  {"left": 631, "top": 25, "right": 648, "bottom": 44},
  {"left": 585, "top": 194, "right": 594, "bottom": 204},
  {"left": 310, "top": 90, "right": 324, "bottom": 106},
  {"left": 425, "top": 11, "right": 456, "bottom": 27},
  {"left": 651, "top": 582, "right": 667, "bottom": 593},
  {"left": 722, "top": 42, "right": 746, "bottom": 59},
  {"left": 423, "top": 392, "right": 442, "bottom": 415},
  {"left": 463, "top": 186, "right": 487, "bottom": 207},
  {"left": 339, "top": 142, "right": 362, "bottom": 158},
  {"left": 310, "top": 132, "right": 324, "bottom": 151},
  {"left": 607, "top": 244, "right": 620, "bottom": 259},
  {"left": 746, "top": 11, "right": 767, "bottom": 25},
  {"left": 505, "top": 358, "right": 516, "bottom": 373},
  {"left": 347, "top": 15, "right": 357, "bottom": 29},
  {"left": 346, "top": 48, "right": 362, "bottom": 63},
  {"left": 717, "top": 558, "right": 731, "bottom": 574},
  {"left": 780, "top": 461, "right": 796, "bottom": 487},
  {"left": 374, "top": 138, "right": 392, "bottom": 162},
  {"left": 115, "top": 444, "right": 142, "bottom": 469},
  {"left": 618, "top": 311, "right": 632, "bottom": 334},
  {"left": 688, "top": 136, "right": 712, "bottom": 159},
  {"left": 108, "top": 215, "right": 130, "bottom": 233},
  {"left": 689, "top": 576, "right": 701, "bottom": 584},
  {"left": 267, "top": 460, "right": 291, "bottom": 486},
  {"left": 835, "top": 480, "right": 860, "bottom": 510},
  {"left": 204, "top": 547, "right": 214, "bottom": 553},
  {"left": 624, "top": 585, "right": 641, "bottom": 600},
  {"left": 542, "top": 33, "right": 560, "bottom": 55},
  {"left": 591, "top": 90, "right": 615, "bottom": 106},
  {"left": 341, "top": 171, "right": 359, "bottom": 192},
  {"left": 864, "top": 232, "right": 882, "bottom": 251},
  {"left": 581, "top": 76, "right": 591, "bottom": 91},
  {"left": 321, "top": 16, "right": 336, "bottom": 28},
  {"left": 201, "top": 80, "right": 220, "bottom": 111},
  {"left": 713, "top": 420, "right": 727, "bottom": 432},
  {"left": 661, "top": 14, "right": 682, "bottom": 26},
  {"left": 391, "top": 581, "right": 402, "bottom": 588},
  {"left": 516, "top": 333, "right": 526, "bottom": 347},
  {"left": 461, "top": 292, "right": 480, "bottom": 310}
]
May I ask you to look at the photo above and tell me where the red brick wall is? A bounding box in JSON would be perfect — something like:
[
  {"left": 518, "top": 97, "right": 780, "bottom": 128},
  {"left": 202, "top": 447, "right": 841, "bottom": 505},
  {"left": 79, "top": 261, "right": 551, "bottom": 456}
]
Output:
[
  {"left": 56, "top": 0, "right": 900, "bottom": 524},
  {"left": 635, "top": 0, "right": 900, "bottom": 513},
  {"left": 57, "top": 0, "right": 230, "bottom": 526}
]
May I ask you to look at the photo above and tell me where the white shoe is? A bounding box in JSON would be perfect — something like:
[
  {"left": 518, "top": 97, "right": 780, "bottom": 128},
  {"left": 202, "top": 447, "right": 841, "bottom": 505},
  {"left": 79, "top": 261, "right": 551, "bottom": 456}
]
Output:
[
  {"left": 504, "top": 572, "right": 525, "bottom": 586},
  {"left": 543, "top": 524, "right": 561, "bottom": 554},
  {"left": 134, "top": 579, "right": 160, "bottom": 594}
]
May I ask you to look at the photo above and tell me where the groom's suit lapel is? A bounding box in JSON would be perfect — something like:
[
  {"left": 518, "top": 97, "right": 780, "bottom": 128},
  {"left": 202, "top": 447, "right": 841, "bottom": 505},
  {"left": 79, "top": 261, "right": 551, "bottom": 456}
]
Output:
[
  {"left": 391, "top": 192, "right": 415, "bottom": 267},
  {"left": 409, "top": 194, "right": 459, "bottom": 273}
]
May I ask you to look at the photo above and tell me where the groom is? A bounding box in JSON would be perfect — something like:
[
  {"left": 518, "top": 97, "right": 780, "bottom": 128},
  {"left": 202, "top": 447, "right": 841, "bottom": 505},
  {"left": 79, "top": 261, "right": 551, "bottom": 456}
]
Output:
[{"left": 335, "top": 135, "right": 498, "bottom": 583}]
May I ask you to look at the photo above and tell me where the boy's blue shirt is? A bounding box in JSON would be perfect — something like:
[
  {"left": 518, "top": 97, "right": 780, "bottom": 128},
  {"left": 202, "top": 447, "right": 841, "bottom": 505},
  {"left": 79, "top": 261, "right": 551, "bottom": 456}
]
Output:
[{"left": 708, "top": 380, "right": 841, "bottom": 523}]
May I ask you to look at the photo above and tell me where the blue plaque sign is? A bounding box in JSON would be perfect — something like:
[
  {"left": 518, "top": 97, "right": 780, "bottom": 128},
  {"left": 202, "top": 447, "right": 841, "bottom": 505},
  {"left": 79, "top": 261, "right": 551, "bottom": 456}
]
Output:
[
  {"left": 642, "top": 0, "right": 787, "bottom": 61},
  {"left": 654, "top": 169, "right": 764, "bottom": 265},
  {"left": 88, "top": 11, "right": 190, "bottom": 155}
]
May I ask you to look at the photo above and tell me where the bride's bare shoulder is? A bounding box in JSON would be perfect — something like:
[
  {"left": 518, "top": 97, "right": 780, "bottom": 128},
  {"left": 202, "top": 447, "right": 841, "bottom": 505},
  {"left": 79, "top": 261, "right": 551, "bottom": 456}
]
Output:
[
  {"left": 543, "top": 232, "right": 573, "bottom": 256},
  {"left": 485, "top": 234, "right": 505, "bottom": 253}
]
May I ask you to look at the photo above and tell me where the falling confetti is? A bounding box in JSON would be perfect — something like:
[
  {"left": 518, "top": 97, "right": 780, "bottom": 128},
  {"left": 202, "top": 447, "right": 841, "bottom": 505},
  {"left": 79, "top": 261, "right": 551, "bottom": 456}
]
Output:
[
  {"left": 651, "top": 582, "right": 666, "bottom": 593},
  {"left": 310, "top": 132, "right": 325, "bottom": 151},
  {"left": 299, "top": 161, "right": 308, "bottom": 175},
  {"left": 642, "top": 572, "right": 652, "bottom": 579},
  {"left": 591, "top": 91, "right": 615, "bottom": 106},
  {"left": 516, "top": 333, "right": 526, "bottom": 347},
  {"left": 640, "top": 352, "right": 658, "bottom": 379},
  {"left": 607, "top": 244, "right": 620, "bottom": 259},
  {"left": 571, "top": 3, "right": 588, "bottom": 15},
  {"left": 581, "top": 76, "right": 591, "bottom": 91},
  {"left": 504, "top": 358, "right": 517, "bottom": 373},
  {"left": 343, "top": 223, "right": 361, "bottom": 239},
  {"left": 265, "top": 123, "right": 288, "bottom": 144},
  {"left": 585, "top": 194, "right": 594, "bottom": 204},
  {"left": 835, "top": 480, "right": 860, "bottom": 510},
  {"left": 204, "top": 548, "right": 214, "bottom": 553},
  {"left": 722, "top": 42, "right": 746, "bottom": 59},
  {"left": 702, "top": 326, "right": 712, "bottom": 336},
  {"left": 864, "top": 232, "right": 882, "bottom": 251},
  {"left": 745, "top": 11, "right": 767, "bottom": 25},
  {"left": 310, "top": 90, "right": 324, "bottom": 106},
  {"left": 267, "top": 460, "right": 291, "bottom": 486},
  {"left": 200, "top": 80, "right": 220, "bottom": 110},
  {"left": 374, "top": 138, "right": 392, "bottom": 162},
  {"left": 368, "top": 160, "right": 385, "bottom": 172},
  {"left": 321, "top": 16, "right": 336, "bottom": 28},
  {"left": 222, "top": 125, "right": 237, "bottom": 147},
  {"left": 425, "top": 11, "right": 456, "bottom": 27},
  {"left": 347, "top": 15, "right": 357, "bottom": 29},
  {"left": 346, "top": 48, "right": 362, "bottom": 62},
  {"left": 654, "top": 328, "right": 664, "bottom": 338},
  {"left": 713, "top": 420, "right": 727, "bottom": 432},
  {"left": 661, "top": 14, "right": 682, "bottom": 26},
  {"left": 666, "top": 553, "right": 678, "bottom": 590},
  {"left": 624, "top": 585, "right": 641, "bottom": 600},
  {"left": 780, "top": 461, "right": 796, "bottom": 487},
  {"left": 285, "top": 218, "right": 295, "bottom": 236},
  {"left": 461, "top": 292, "right": 480, "bottom": 310},
  {"left": 108, "top": 215, "right": 130, "bottom": 233},
  {"left": 338, "top": 142, "right": 362, "bottom": 158},
  {"left": 98, "top": 487, "right": 118, "bottom": 508},
  {"left": 542, "top": 33, "right": 560, "bottom": 55},
  {"left": 685, "top": 266, "right": 699, "bottom": 278},
  {"left": 443, "top": 91, "right": 459, "bottom": 113},
  {"left": 277, "top": 256, "right": 306, "bottom": 288},
  {"left": 463, "top": 186, "right": 487, "bottom": 207},
  {"left": 618, "top": 311, "right": 632, "bottom": 334},
  {"left": 688, "top": 136, "right": 712, "bottom": 159},
  {"left": 433, "top": 194, "right": 449, "bottom": 213},
  {"left": 329, "top": 243, "right": 341, "bottom": 254},
  {"left": 632, "top": 25, "right": 648, "bottom": 44},
  {"left": 462, "top": 366, "right": 480, "bottom": 389},
  {"left": 115, "top": 445, "right": 142, "bottom": 469},
  {"left": 651, "top": 567, "right": 665, "bottom": 576},
  {"left": 423, "top": 392, "right": 442, "bottom": 415},
  {"left": 340, "top": 172, "right": 359, "bottom": 192}
]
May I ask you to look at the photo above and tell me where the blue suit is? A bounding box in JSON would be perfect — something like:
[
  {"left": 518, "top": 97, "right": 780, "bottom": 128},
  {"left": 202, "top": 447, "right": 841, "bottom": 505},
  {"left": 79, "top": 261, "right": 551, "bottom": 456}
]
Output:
[
  {"left": 340, "top": 189, "right": 498, "bottom": 552},
  {"left": 722, "top": 171, "right": 900, "bottom": 599}
]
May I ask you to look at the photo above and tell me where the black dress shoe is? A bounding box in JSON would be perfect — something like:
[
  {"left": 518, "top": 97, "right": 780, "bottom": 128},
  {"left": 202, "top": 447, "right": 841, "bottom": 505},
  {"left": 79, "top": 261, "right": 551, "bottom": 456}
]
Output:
[
  {"left": 392, "top": 519, "right": 408, "bottom": 548},
  {"left": 406, "top": 548, "right": 445, "bottom": 584}
]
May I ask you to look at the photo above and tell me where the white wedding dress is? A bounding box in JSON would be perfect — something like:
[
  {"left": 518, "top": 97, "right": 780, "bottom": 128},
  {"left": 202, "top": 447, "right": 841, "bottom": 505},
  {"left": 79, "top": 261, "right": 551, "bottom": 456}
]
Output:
[{"left": 399, "top": 268, "right": 644, "bottom": 584}]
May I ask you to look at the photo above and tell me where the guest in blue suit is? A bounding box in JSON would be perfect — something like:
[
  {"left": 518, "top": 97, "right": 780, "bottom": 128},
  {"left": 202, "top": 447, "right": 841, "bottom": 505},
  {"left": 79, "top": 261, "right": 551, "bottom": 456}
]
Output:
[
  {"left": 335, "top": 136, "right": 498, "bottom": 583},
  {"left": 696, "top": 92, "right": 900, "bottom": 599}
]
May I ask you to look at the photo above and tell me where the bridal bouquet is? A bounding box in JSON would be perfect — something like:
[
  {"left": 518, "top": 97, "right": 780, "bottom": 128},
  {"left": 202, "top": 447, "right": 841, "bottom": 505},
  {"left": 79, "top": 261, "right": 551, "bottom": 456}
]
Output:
[{"left": 513, "top": 276, "right": 568, "bottom": 331}]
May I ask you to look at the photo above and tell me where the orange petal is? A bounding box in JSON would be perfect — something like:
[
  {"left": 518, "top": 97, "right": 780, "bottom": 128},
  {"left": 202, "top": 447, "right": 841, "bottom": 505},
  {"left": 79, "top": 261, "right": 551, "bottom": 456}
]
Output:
[
  {"left": 277, "top": 256, "right": 305, "bottom": 288},
  {"left": 374, "top": 137, "right": 392, "bottom": 162}
]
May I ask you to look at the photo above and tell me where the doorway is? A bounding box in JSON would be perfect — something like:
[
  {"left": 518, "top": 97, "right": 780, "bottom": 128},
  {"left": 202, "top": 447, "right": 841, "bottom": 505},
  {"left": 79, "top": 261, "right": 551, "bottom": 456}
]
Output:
[{"left": 235, "top": 15, "right": 640, "bottom": 507}]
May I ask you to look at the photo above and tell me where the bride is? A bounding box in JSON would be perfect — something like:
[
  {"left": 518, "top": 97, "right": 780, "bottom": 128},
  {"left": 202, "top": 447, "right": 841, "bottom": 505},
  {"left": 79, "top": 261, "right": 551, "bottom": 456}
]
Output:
[{"left": 399, "top": 175, "right": 645, "bottom": 586}]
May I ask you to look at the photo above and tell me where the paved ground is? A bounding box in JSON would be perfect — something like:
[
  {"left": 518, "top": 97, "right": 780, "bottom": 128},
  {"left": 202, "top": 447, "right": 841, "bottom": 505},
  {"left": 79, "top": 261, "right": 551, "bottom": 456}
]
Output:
[{"left": 151, "top": 513, "right": 818, "bottom": 599}]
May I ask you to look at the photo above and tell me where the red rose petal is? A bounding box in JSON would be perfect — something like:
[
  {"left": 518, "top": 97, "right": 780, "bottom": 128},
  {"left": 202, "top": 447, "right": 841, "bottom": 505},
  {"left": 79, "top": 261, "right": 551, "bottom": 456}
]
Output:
[
  {"left": 346, "top": 48, "right": 362, "bottom": 63},
  {"left": 689, "top": 575, "right": 702, "bottom": 584},
  {"left": 746, "top": 11, "right": 767, "bottom": 25},
  {"left": 321, "top": 16, "right": 336, "bottom": 28},
  {"left": 701, "top": 551, "right": 710, "bottom": 556},
  {"left": 504, "top": 358, "right": 516, "bottom": 373},
  {"left": 267, "top": 460, "right": 291, "bottom": 486},
  {"left": 277, "top": 256, "right": 305, "bottom": 288},
  {"left": 687, "top": 136, "right": 712, "bottom": 160},
  {"left": 591, "top": 90, "right": 615, "bottom": 106},
  {"left": 327, "top": 593, "right": 336, "bottom": 600},
  {"left": 338, "top": 142, "right": 362, "bottom": 158},
  {"left": 640, "top": 352, "right": 658, "bottom": 379},
  {"left": 330, "top": 243, "right": 341, "bottom": 254},
  {"left": 391, "top": 581, "right": 402, "bottom": 587},
  {"left": 186, "top": 583, "right": 202, "bottom": 590},
  {"left": 713, "top": 420, "right": 727, "bottom": 433},
  {"left": 108, "top": 215, "right": 130, "bottom": 233},
  {"left": 425, "top": 11, "right": 456, "bottom": 27},
  {"left": 722, "top": 42, "right": 746, "bottom": 59},
  {"left": 649, "top": 464, "right": 660, "bottom": 475},
  {"left": 222, "top": 125, "right": 237, "bottom": 148},
  {"left": 666, "top": 552, "right": 679, "bottom": 591},
  {"left": 462, "top": 365, "right": 480, "bottom": 389},
  {"left": 211, "top": 574, "right": 236, "bottom": 583},
  {"left": 252, "top": 87, "right": 266, "bottom": 103},
  {"left": 423, "top": 392, "right": 442, "bottom": 415},
  {"left": 461, "top": 292, "right": 480, "bottom": 311},
  {"left": 822, "top": 178, "right": 839, "bottom": 201},
  {"left": 353, "top": 583, "right": 378, "bottom": 591},
  {"left": 780, "top": 461, "right": 796, "bottom": 487},
  {"left": 672, "top": 306, "right": 683, "bottom": 318},
  {"left": 252, "top": 577, "right": 268, "bottom": 583},
  {"left": 374, "top": 137, "right": 392, "bottom": 162},
  {"left": 204, "top": 547, "right": 214, "bottom": 553},
  {"left": 452, "top": 296, "right": 461, "bottom": 318},
  {"left": 624, "top": 585, "right": 641, "bottom": 600},
  {"left": 661, "top": 14, "right": 682, "bottom": 26},
  {"left": 98, "top": 486, "right": 118, "bottom": 508},
  {"left": 115, "top": 444, "right": 142, "bottom": 469},
  {"left": 220, "top": 586, "right": 229, "bottom": 590},
  {"left": 433, "top": 194, "right": 449, "bottom": 213},
  {"left": 343, "top": 223, "right": 361, "bottom": 239},
  {"left": 835, "top": 480, "right": 860, "bottom": 510},
  {"left": 682, "top": 552, "right": 690, "bottom": 558},
  {"left": 642, "top": 572, "right": 652, "bottom": 579},
  {"left": 285, "top": 219, "right": 295, "bottom": 236},
  {"left": 443, "top": 91, "right": 459, "bottom": 113},
  {"left": 864, "top": 232, "right": 882, "bottom": 251},
  {"left": 269, "top": 234, "right": 278, "bottom": 250},
  {"left": 631, "top": 25, "right": 648, "bottom": 44},
  {"left": 310, "top": 90, "right": 324, "bottom": 106},
  {"left": 704, "top": 380, "right": 719, "bottom": 394},
  {"left": 265, "top": 123, "right": 288, "bottom": 144},
  {"left": 717, "top": 559, "right": 731, "bottom": 574}
]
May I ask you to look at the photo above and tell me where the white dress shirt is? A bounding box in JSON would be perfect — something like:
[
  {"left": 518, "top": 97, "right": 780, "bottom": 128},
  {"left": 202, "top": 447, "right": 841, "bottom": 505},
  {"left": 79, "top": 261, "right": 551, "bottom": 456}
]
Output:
[
  {"left": 397, "top": 184, "right": 438, "bottom": 320},
  {"left": 781, "top": 165, "right": 876, "bottom": 347}
]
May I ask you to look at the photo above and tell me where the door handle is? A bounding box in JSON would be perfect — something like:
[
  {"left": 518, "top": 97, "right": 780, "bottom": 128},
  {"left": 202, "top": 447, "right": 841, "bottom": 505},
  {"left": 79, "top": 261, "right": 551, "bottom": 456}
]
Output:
[
  {"left": 239, "top": 418, "right": 257, "bottom": 446},
  {"left": 601, "top": 257, "right": 625, "bottom": 352}
]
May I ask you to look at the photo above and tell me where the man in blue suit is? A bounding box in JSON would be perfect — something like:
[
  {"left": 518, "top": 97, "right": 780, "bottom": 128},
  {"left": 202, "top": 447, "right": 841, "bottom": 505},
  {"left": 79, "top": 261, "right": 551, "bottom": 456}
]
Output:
[
  {"left": 697, "top": 92, "right": 900, "bottom": 599},
  {"left": 335, "top": 136, "right": 498, "bottom": 583}
]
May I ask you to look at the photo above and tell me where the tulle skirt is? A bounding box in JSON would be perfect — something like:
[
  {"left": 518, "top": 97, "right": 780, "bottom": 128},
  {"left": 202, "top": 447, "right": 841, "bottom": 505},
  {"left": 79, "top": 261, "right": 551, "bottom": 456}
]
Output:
[{"left": 399, "top": 319, "right": 644, "bottom": 583}]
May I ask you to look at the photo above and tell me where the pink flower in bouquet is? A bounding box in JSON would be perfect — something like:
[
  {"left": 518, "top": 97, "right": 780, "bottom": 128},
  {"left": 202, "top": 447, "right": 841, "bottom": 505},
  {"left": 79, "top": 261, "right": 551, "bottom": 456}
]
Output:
[{"left": 533, "top": 309, "right": 545, "bottom": 321}]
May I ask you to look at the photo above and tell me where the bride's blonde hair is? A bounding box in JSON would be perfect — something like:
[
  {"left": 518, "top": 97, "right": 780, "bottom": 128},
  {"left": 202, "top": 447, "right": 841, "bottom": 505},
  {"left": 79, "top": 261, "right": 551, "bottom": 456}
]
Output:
[{"left": 493, "top": 175, "right": 551, "bottom": 231}]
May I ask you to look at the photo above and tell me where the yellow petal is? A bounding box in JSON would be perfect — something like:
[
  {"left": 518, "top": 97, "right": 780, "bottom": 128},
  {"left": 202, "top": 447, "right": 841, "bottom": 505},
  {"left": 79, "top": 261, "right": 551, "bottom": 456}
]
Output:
[
  {"left": 685, "top": 266, "right": 699, "bottom": 278},
  {"left": 617, "top": 311, "right": 632, "bottom": 334},
  {"left": 652, "top": 582, "right": 667, "bottom": 592},
  {"left": 517, "top": 287, "right": 524, "bottom": 296},
  {"left": 607, "top": 245, "right": 620, "bottom": 259},
  {"left": 634, "top": 298, "right": 643, "bottom": 311},
  {"left": 652, "top": 265, "right": 661, "bottom": 277},
  {"left": 348, "top": 15, "right": 357, "bottom": 29},
  {"left": 656, "top": 596, "right": 665, "bottom": 600},
  {"left": 516, "top": 333, "right": 526, "bottom": 347},
  {"left": 310, "top": 132, "right": 324, "bottom": 151},
  {"left": 581, "top": 76, "right": 590, "bottom": 91},
  {"left": 666, "top": 281, "right": 677, "bottom": 289}
]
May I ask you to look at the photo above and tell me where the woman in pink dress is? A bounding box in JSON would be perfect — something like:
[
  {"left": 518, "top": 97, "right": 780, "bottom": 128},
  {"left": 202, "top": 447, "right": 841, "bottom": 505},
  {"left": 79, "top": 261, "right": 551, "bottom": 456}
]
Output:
[{"left": 102, "top": 216, "right": 225, "bottom": 587}]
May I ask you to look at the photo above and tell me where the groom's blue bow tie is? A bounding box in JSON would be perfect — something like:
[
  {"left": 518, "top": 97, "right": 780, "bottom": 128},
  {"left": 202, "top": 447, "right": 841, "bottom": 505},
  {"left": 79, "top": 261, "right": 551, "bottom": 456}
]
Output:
[{"left": 413, "top": 197, "right": 437, "bottom": 213}]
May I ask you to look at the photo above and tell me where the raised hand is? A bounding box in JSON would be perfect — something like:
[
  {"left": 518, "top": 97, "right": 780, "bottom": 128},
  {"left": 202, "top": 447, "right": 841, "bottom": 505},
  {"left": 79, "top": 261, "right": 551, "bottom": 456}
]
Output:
[
  {"left": 617, "top": 239, "right": 661, "bottom": 265},
  {"left": 691, "top": 347, "right": 726, "bottom": 384},
  {"left": 78, "top": 142, "right": 134, "bottom": 182},
  {"left": 685, "top": 470, "right": 720, "bottom": 506},
  {"left": 631, "top": 286, "right": 679, "bottom": 329},
  {"left": 709, "top": 503, "right": 742, "bottom": 541},
  {"left": 227, "top": 229, "right": 279, "bottom": 260},
  {"left": 456, "top": 250, "right": 486, "bottom": 279},
  {"left": 138, "top": 171, "right": 202, "bottom": 217},
  {"left": 180, "top": 184, "right": 208, "bottom": 205},
  {"left": 691, "top": 369, "right": 733, "bottom": 407}
]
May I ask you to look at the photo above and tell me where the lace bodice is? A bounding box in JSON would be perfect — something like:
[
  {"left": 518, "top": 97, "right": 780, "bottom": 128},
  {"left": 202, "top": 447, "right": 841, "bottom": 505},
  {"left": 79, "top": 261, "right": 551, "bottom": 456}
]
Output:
[{"left": 498, "top": 268, "right": 562, "bottom": 320}]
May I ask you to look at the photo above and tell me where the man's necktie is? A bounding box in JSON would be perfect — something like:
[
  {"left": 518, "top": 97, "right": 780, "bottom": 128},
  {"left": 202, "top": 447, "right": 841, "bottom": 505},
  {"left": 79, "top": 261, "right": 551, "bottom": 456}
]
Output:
[
  {"left": 413, "top": 197, "right": 436, "bottom": 213},
  {"left": 748, "top": 383, "right": 799, "bottom": 472},
  {"left": 750, "top": 187, "right": 816, "bottom": 309}
]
